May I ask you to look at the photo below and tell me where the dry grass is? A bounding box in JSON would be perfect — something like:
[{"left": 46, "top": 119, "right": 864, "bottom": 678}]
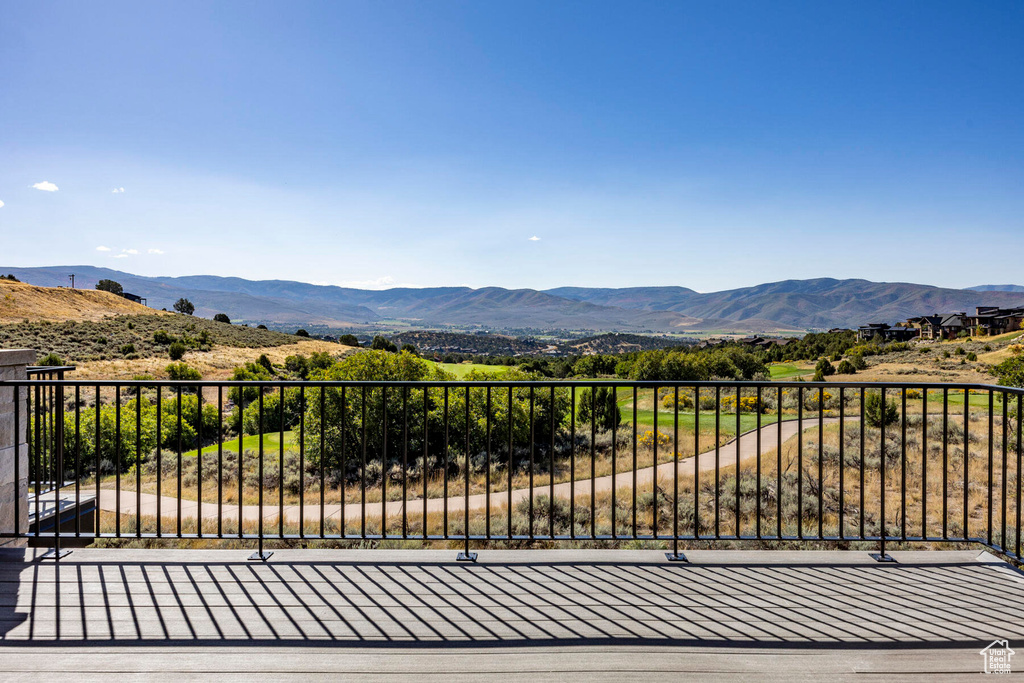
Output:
[
  {"left": 72, "top": 339, "right": 359, "bottom": 380},
  {"left": 0, "top": 280, "right": 162, "bottom": 323}
]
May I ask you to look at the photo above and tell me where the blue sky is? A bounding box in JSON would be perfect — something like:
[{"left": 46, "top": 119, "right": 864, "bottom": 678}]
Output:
[{"left": 1, "top": 1, "right": 1021, "bottom": 292}]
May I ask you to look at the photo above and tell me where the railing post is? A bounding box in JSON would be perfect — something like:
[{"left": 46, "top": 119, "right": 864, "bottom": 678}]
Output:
[
  {"left": 0, "top": 350, "right": 35, "bottom": 549},
  {"left": 41, "top": 382, "right": 71, "bottom": 560}
]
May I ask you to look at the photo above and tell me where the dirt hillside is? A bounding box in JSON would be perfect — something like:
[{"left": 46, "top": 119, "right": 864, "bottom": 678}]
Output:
[{"left": 0, "top": 280, "right": 166, "bottom": 323}]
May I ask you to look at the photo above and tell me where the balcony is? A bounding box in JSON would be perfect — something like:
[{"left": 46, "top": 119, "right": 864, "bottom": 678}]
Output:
[{"left": 1, "top": 367, "right": 1022, "bottom": 677}]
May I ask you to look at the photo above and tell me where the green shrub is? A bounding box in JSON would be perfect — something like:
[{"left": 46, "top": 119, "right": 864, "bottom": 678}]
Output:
[
  {"left": 295, "top": 329, "right": 309, "bottom": 337},
  {"left": 865, "top": 391, "right": 899, "bottom": 428},
  {"left": 213, "top": 313, "right": 231, "bottom": 324},
  {"left": 835, "top": 359, "right": 857, "bottom": 375},
  {"left": 168, "top": 341, "right": 186, "bottom": 361},
  {"left": 955, "top": 347, "right": 966, "bottom": 356},
  {"left": 166, "top": 362, "right": 202, "bottom": 381},
  {"left": 153, "top": 330, "right": 173, "bottom": 344},
  {"left": 966, "top": 352, "right": 978, "bottom": 361},
  {"left": 120, "top": 343, "right": 136, "bottom": 356},
  {"left": 37, "top": 352, "right": 64, "bottom": 366},
  {"left": 338, "top": 334, "right": 360, "bottom": 347}
]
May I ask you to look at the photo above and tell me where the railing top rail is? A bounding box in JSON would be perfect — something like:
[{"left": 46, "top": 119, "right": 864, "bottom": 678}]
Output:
[{"left": 1, "top": 377, "right": 1021, "bottom": 394}]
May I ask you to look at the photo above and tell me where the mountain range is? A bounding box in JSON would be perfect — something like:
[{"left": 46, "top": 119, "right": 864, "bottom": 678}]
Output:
[{"left": 4, "top": 266, "right": 1024, "bottom": 333}]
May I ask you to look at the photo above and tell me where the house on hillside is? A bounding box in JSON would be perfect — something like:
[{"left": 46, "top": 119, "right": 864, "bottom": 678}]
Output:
[
  {"left": 121, "top": 292, "right": 147, "bottom": 306},
  {"left": 964, "top": 306, "right": 1024, "bottom": 336},
  {"left": 938, "top": 313, "right": 967, "bottom": 339},
  {"left": 857, "top": 323, "right": 916, "bottom": 343}
]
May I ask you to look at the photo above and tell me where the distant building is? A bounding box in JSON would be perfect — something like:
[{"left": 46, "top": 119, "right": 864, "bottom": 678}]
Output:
[
  {"left": 121, "top": 292, "right": 147, "bottom": 306},
  {"left": 964, "top": 306, "right": 1024, "bottom": 336}
]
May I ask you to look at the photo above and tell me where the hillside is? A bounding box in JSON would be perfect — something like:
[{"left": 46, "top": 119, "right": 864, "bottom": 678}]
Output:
[
  {"left": 5, "top": 267, "right": 1023, "bottom": 332},
  {"left": 0, "top": 280, "right": 166, "bottom": 323},
  {"left": 967, "top": 284, "right": 1024, "bottom": 293},
  {"left": 549, "top": 279, "right": 1024, "bottom": 329}
]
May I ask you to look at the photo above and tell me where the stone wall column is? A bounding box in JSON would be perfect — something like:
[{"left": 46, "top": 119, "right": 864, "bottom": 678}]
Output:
[{"left": 0, "top": 349, "right": 35, "bottom": 548}]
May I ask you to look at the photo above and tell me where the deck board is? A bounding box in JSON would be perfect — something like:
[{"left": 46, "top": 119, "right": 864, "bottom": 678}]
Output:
[{"left": 1, "top": 548, "right": 1022, "bottom": 680}]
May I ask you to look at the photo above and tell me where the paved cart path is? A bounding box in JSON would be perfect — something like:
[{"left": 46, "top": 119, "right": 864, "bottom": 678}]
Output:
[{"left": 90, "top": 417, "right": 845, "bottom": 526}]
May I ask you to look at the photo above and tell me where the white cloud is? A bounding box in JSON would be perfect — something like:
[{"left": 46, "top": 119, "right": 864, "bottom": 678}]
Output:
[
  {"left": 31, "top": 181, "right": 58, "bottom": 192},
  {"left": 111, "top": 254, "right": 129, "bottom": 259},
  {"left": 111, "top": 187, "right": 125, "bottom": 194},
  {"left": 147, "top": 248, "right": 164, "bottom": 255},
  {"left": 95, "top": 246, "right": 111, "bottom": 252},
  {"left": 528, "top": 236, "right": 541, "bottom": 241},
  {"left": 122, "top": 248, "right": 138, "bottom": 255},
  {"left": 0, "top": 200, "right": 4, "bottom": 209}
]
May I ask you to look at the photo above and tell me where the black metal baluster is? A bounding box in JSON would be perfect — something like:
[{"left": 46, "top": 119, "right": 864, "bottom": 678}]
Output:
[
  {"left": 423, "top": 386, "right": 429, "bottom": 540},
  {"left": 278, "top": 386, "right": 284, "bottom": 539},
  {"left": 299, "top": 385, "right": 305, "bottom": 539},
  {"left": 942, "top": 388, "right": 948, "bottom": 540},
  {"left": 667, "top": 385, "right": 686, "bottom": 562},
  {"left": 198, "top": 388, "right": 203, "bottom": 538},
  {"left": 737, "top": 386, "right": 742, "bottom": 539},
  {"left": 382, "top": 385, "right": 388, "bottom": 537},
  {"left": 1001, "top": 391, "right": 1008, "bottom": 552},
  {"left": 549, "top": 385, "right": 556, "bottom": 540},
  {"left": 818, "top": 386, "right": 824, "bottom": 540},
  {"left": 964, "top": 389, "right": 970, "bottom": 541},
  {"left": 115, "top": 386, "right": 122, "bottom": 537},
  {"left": 443, "top": 386, "right": 449, "bottom": 539},
  {"left": 320, "top": 387, "right": 325, "bottom": 538},
  {"left": 988, "top": 391, "right": 994, "bottom": 547},
  {"left": 1016, "top": 393, "right": 1022, "bottom": 561},
  {"left": 757, "top": 385, "right": 763, "bottom": 540},
  {"left": 403, "top": 386, "right": 409, "bottom": 539},
  {"left": 695, "top": 387, "right": 701, "bottom": 540},
  {"left": 654, "top": 385, "right": 660, "bottom": 540},
  {"left": 249, "top": 387, "right": 270, "bottom": 561},
  {"left": 74, "top": 386, "right": 81, "bottom": 538},
  {"left": 797, "top": 386, "right": 802, "bottom": 541},
  {"left": 366, "top": 385, "right": 370, "bottom": 540},
  {"left": 901, "top": 388, "right": 907, "bottom": 543},
  {"left": 839, "top": 387, "right": 845, "bottom": 540},
  {"left": 859, "top": 387, "right": 865, "bottom": 540},
  {"left": 611, "top": 385, "right": 617, "bottom": 538},
  {"left": 175, "top": 387, "right": 181, "bottom": 539},
  {"left": 458, "top": 386, "right": 475, "bottom": 561},
  {"left": 873, "top": 387, "right": 894, "bottom": 562},
  {"left": 715, "top": 385, "right": 720, "bottom": 539},
  {"left": 569, "top": 385, "right": 575, "bottom": 541},
  {"left": 632, "top": 385, "right": 638, "bottom": 539},
  {"left": 156, "top": 385, "right": 162, "bottom": 539},
  {"left": 590, "top": 386, "right": 596, "bottom": 540},
  {"left": 237, "top": 391, "right": 244, "bottom": 540},
  {"left": 485, "top": 385, "right": 491, "bottom": 541},
  {"left": 921, "top": 388, "right": 927, "bottom": 540},
  {"left": 777, "top": 387, "right": 782, "bottom": 540},
  {"left": 528, "top": 387, "right": 534, "bottom": 540},
  {"left": 136, "top": 389, "right": 142, "bottom": 538},
  {"left": 218, "top": 385, "right": 224, "bottom": 539},
  {"left": 508, "top": 386, "right": 513, "bottom": 541}
]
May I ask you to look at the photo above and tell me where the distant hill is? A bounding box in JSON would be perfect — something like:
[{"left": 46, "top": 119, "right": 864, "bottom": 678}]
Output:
[
  {"left": 0, "top": 279, "right": 166, "bottom": 323},
  {"left": 548, "top": 279, "right": 1024, "bottom": 329},
  {"left": 967, "top": 284, "right": 1024, "bottom": 293},
  {"left": 4, "top": 267, "right": 1023, "bottom": 332}
]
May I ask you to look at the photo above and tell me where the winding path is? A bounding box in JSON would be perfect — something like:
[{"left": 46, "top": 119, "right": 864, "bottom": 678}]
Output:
[{"left": 96, "top": 417, "right": 844, "bottom": 526}]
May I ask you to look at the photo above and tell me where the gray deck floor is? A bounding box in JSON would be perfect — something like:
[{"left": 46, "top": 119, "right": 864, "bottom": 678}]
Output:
[{"left": 1, "top": 548, "right": 1023, "bottom": 681}]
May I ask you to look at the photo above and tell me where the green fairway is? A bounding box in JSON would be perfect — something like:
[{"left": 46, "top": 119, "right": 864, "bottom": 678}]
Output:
[
  {"left": 624, "top": 408, "right": 784, "bottom": 435},
  {"left": 769, "top": 363, "right": 815, "bottom": 380},
  {"left": 184, "top": 430, "right": 299, "bottom": 458},
  {"left": 436, "top": 362, "right": 512, "bottom": 378}
]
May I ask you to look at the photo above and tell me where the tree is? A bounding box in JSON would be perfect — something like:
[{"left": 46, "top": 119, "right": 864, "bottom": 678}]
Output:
[
  {"left": 165, "top": 362, "right": 202, "bottom": 381},
  {"left": 836, "top": 359, "right": 857, "bottom": 375},
  {"left": 815, "top": 358, "right": 836, "bottom": 377},
  {"left": 577, "top": 386, "right": 621, "bottom": 431},
  {"left": 173, "top": 298, "right": 195, "bottom": 315},
  {"left": 295, "top": 329, "right": 310, "bottom": 337},
  {"left": 400, "top": 343, "right": 419, "bottom": 356},
  {"left": 371, "top": 335, "right": 397, "bottom": 352},
  {"left": 339, "top": 334, "right": 360, "bottom": 347},
  {"left": 993, "top": 355, "right": 1024, "bottom": 388},
  {"left": 95, "top": 279, "right": 123, "bottom": 295},
  {"left": 213, "top": 313, "right": 231, "bottom": 324}
]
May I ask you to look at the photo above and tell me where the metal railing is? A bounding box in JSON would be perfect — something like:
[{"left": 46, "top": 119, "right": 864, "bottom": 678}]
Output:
[{"left": 3, "top": 377, "right": 1022, "bottom": 564}]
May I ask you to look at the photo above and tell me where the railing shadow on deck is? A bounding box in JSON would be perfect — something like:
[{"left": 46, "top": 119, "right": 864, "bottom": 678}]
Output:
[{"left": 2, "top": 549, "right": 1024, "bottom": 650}]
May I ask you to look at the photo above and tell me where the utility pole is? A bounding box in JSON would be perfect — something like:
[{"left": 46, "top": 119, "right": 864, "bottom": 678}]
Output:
[{"left": 68, "top": 274, "right": 75, "bottom": 289}]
